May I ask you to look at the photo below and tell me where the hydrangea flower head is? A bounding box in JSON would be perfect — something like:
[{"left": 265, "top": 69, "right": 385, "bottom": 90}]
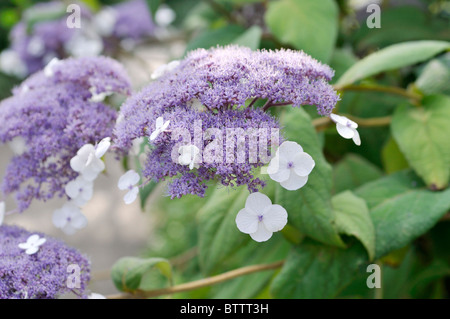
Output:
[
  {"left": 0, "top": 56, "right": 131, "bottom": 212},
  {"left": 115, "top": 45, "right": 338, "bottom": 199},
  {"left": 0, "top": 225, "right": 90, "bottom": 299}
]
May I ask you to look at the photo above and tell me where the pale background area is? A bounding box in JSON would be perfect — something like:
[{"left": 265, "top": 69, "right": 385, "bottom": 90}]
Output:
[{"left": 0, "top": 39, "right": 186, "bottom": 297}]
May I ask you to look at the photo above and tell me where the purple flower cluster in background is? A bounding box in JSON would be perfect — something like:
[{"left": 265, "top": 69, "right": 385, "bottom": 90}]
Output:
[
  {"left": 114, "top": 45, "right": 339, "bottom": 198},
  {"left": 0, "top": 225, "right": 90, "bottom": 299},
  {"left": 0, "top": 0, "right": 155, "bottom": 77},
  {"left": 0, "top": 56, "right": 131, "bottom": 212}
]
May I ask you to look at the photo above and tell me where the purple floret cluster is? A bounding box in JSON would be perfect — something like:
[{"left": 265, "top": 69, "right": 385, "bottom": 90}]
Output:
[
  {"left": 3, "top": 0, "right": 154, "bottom": 77},
  {"left": 0, "top": 225, "right": 90, "bottom": 299},
  {"left": 0, "top": 56, "right": 131, "bottom": 212},
  {"left": 114, "top": 45, "right": 338, "bottom": 198}
]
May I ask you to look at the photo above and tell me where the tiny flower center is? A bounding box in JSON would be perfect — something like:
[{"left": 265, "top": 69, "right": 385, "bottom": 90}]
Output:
[
  {"left": 346, "top": 121, "right": 352, "bottom": 127},
  {"left": 257, "top": 214, "right": 263, "bottom": 222},
  {"left": 287, "top": 161, "right": 294, "bottom": 169}
]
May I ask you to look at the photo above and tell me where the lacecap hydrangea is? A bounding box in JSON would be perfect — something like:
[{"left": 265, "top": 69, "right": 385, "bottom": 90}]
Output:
[
  {"left": 0, "top": 56, "right": 131, "bottom": 212},
  {"left": 0, "top": 224, "right": 90, "bottom": 299},
  {"left": 114, "top": 45, "right": 339, "bottom": 198}
]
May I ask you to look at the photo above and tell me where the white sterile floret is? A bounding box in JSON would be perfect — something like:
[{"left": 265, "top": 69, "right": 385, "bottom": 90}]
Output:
[
  {"left": 52, "top": 203, "right": 88, "bottom": 235},
  {"left": 93, "top": 7, "right": 117, "bottom": 37},
  {"left": 0, "top": 201, "right": 4, "bottom": 226},
  {"left": 236, "top": 192, "right": 288, "bottom": 242},
  {"left": 150, "top": 116, "right": 170, "bottom": 141},
  {"left": 0, "top": 50, "right": 27, "bottom": 78},
  {"left": 178, "top": 145, "right": 200, "bottom": 170},
  {"left": 65, "top": 176, "right": 94, "bottom": 207},
  {"left": 329, "top": 114, "right": 361, "bottom": 146},
  {"left": 44, "top": 57, "right": 61, "bottom": 77},
  {"left": 118, "top": 170, "right": 140, "bottom": 205},
  {"left": 8, "top": 136, "right": 27, "bottom": 156},
  {"left": 267, "top": 141, "right": 315, "bottom": 191},
  {"left": 150, "top": 60, "right": 180, "bottom": 80},
  {"left": 70, "top": 137, "right": 110, "bottom": 181},
  {"left": 18, "top": 234, "right": 46, "bottom": 255}
]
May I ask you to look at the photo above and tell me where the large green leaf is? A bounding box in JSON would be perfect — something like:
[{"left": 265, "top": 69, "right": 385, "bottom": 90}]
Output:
[
  {"left": 270, "top": 241, "right": 367, "bottom": 298},
  {"left": 231, "top": 25, "right": 262, "bottom": 50},
  {"left": 197, "top": 187, "right": 250, "bottom": 274},
  {"left": 355, "top": 171, "right": 450, "bottom": 258},
  {"left": 265, "top": 0, "right": 338, "bottom": 63},
  {"left": 332, "top": 153, "right": 383, "bottom": 194},
  {"left": 111, "top": 257, "right": 172, "bottom": 292},
  {"left": 391, "top": 95, "right": 450, "bottom": 189},
  {"left": 275, "top": 107, "right": 344, "bottom": 247},
  {"left": 381, "top": 136, "right": 409, "bottom": 174},
  {"left": 336, "top": 41, "right": 450, "bottom": 87},
  {"left": 185, "top": 24, "right": 245, "bottom": 53},
  {"left": 332, "top": 191, "right": 375, "bottom": 260}
]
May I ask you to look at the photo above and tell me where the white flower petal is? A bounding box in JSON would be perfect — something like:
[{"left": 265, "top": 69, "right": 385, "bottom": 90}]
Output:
[
  {"left": 267, "top": 157, "right": 291, "bottom": 183},
  {"left": 280, "top": 173, "right": 309, "bottom": 191},
  {"left": 71, "top": 212, "right": 88, "bottom": 229},
  {"left": 336, "top": 123, "right": 355, "bottom": 139},
  {"left": 245, "top": 192, "right": 272, "bottom": 215},
  {"left": 27, "top": 234, "right": 40, "bottom": 244},
  {"left": 249, "top": 224, "right": 273, "bottom": 242},
  {"left": 262, "top": 204, "right": 288, "bottom": 232},
  {"left": 8, "top": 136, "right": 27, "bottom": 155},
  {"left": 34, "top": 237, "right": 46, "bottom": 247},
  {"left": 18, "top": 242, "right": 30, "bottom": 250},
  {"left": 118, "top": 170, "right": 140, "bottom": 190},
  {"left": 293, "top": 152, "right": 315, "bottom": 177},
  {"left": 95, "top": 137, "right": 111, "bottom": 158},
  {"left": 330, "top": 113, "right": 348, "bottom": 126},
  {"left": 44, "top": 57, "right": 61, "bottom": 77},
  {"left": 70, "top": 156, "right": 86, "bottom": 173},
  {"left": 150, "top": 129, "right": 160, "bottom": 141},
  {"left": 161, "top": 120, "right": 170, "bottom": 131},
  {"left": 61, "top": 224, "right": 78, "bottom": 235},
  {"left": 52, "top": 208, "right": 68, "bottom": 228},
  {"left": 124, "top": 187, "right": 139, "bottom": 204},
  {"left": 155, "top": 116, "right": 164, "bottom": 129},
  {"left": 235, "top": 208, "right": 259, "bottom": 234},
  {"left": 278, "top": 141, "right": 303, "bottom": 160},
  {"left": 25, "top": 247, "right": 39, "bottom": 255},
  {"left": 65, "top": 179, "right": 82, "bottom": 199},
  {"left": 352, "top": 129, "right": 361, "bottom": 146},
  {"left": 80, "top": 164, "right": 102, "bottom": 182}
]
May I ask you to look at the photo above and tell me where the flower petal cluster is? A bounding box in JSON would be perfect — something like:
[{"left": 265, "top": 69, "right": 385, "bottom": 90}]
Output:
[
  {"left": 115, "top": 46, "right": 338, "bottom": 198},
  {"left": 0, "top": 225, "right": 90, "bottom": 299},
  {"left": 0, "top": 57, "right": 130, "bottom": 212}
]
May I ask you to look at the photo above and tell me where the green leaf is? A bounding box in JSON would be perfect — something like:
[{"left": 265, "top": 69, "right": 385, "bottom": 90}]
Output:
[
  {"left": 185, "top": 24, "right": 245, "bottom": 53},
  {"left": 332, "top": 191, "right": 375, "bottom": 260},
  {"left": 139, "top": 181, "right": 157, "bottom": 210},
  {"left": 355, "top": 170, "right": 450, "bottom": 258},
  {"left": 146, "top": 0, "right": 161, "bottom": 19},
  {"left": 275, "top": 107, "right": 344, "bottom": 247},
  {"left": 381, "top": 136, "right": 409, "bottom": 174},
  {"left": 415, "top": 53, "right": 450, "bottom": 95},
  {"left": 111, "top": 257, "right": 172, "bottom": 292},
  {"left": 391, "top": 94, "right": 450, "bottom": 189},
  {"left": 270, "top": 241, "right": 367, "bottom": 298},
  {"left": 0, "top": 72, "right": 20, "bottom": 99},
  {"left": 332, "top": 153, "right": 383, "bottom": 194},
  {"left": 336, "top": 40, "right": 450, "bottom": 87},
  {"left": 265, "top": 0, "right": 338, "bottom": 62},
  {"left": 231, "top": 25, "right": 262, "bottom": 50},
  {"left": 197, "top": 187, "right": 249, "bottom": 274}
]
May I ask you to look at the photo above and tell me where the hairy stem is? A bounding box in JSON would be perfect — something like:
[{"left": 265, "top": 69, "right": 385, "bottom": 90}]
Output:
[{"left": 106, "top": 260, "right": 284, "bottom": 299}]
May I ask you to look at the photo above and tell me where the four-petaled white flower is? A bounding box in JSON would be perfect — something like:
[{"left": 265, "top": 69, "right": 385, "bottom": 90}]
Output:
[
  {"left": 267, "top": 141, "right": 315, "bottom": 191},
  {"left": 65, "top": 176, "right": 94, "bottom": 207},
  {"left": 150, "top": 117, "right": 170, "bottom": 141},
  {"left": 18, "top": 234, "right": 46, "bottom": 255},
  {"left": 236, "top": 192, "right": 288, "bottom": 242},
  {"left": 52, "top": 203, "right": 88, "bottom": 235},
  {"left": 329, "top": 114, "right": 361, "bottom": 146},
  {"left": 118, "top": 170, "right": 140, "bottom": 205},
  {"left": 70, "top": 137, "right": 111, "bottom": 181},
  {"left": 0, "top": 201, "right": 4, "bottom": 226},
  {"left": 178, "top": 145, "right": 200, "bottom": 170},
  {"left": 150, "top": 60, "right": 180, "bottom": 80}
]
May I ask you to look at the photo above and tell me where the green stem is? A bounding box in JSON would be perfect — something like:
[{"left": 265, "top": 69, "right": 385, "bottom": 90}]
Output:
[{"left": 335, "top": 84, "right": 422, "bottom": 103}]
